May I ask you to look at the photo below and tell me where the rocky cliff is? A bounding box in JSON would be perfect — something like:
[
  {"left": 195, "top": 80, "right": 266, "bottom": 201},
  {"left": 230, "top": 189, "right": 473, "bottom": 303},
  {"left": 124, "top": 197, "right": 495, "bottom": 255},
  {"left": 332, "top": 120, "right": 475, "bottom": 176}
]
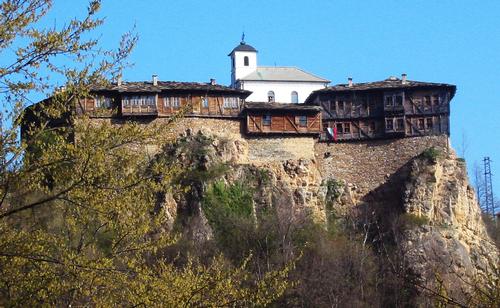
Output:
[{"left": 159, "top": 129, "right": 498, "bottom": 299}]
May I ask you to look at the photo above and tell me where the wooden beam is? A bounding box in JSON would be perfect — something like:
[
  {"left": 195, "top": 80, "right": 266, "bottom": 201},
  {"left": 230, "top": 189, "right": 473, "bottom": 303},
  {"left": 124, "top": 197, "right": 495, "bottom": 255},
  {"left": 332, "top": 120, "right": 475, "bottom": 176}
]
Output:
[
  {"left": 285, "top": 115, "right": 299, "bottom": 132},
  {"left": 308, "top": 114, "right": 319, "bottom": 129},
  {"left": 321, "top": 101, "right": 336, "bottom": 119},
  {"left": 351, "top": 121, "right": 371, "bottom": 139},
  {"left": 249, "top": 115, "right": 262, "bottom": 132},
  {"left": 217, "top": 97, "right": 224, "bottom": 115}
]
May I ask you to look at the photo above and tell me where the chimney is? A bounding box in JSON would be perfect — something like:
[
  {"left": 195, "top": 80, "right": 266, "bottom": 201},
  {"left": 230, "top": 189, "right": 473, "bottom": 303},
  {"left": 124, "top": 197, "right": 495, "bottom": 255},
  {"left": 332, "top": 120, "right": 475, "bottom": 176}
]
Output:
[
  {"left": 117, "top": 75, "right": 122, "bottom": 87},
  {"left": 152, "top": 74, "right": 158, "bottom": 86},
  {"left": 401, "top": 73, "right": 407, "bottom": 84},
  {"left": 210, "top": 78, "right": 216, "bottom": 86},
  {"left": 348, "top": 77, "right": 353, "bottom": 87}
]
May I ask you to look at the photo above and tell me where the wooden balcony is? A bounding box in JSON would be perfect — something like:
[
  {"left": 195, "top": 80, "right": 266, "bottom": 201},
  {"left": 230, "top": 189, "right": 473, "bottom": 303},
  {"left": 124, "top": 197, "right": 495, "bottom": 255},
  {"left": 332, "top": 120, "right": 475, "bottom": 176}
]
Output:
[{"left": 121, "top": 104, "right": 158, "bottom": 116}]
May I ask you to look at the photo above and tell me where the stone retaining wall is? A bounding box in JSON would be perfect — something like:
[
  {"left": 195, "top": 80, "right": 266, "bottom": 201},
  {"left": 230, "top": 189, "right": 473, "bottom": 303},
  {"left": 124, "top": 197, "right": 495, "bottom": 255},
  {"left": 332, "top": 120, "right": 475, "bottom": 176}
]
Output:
[
  {"left": 314, "top": 135, "right": 449, "bottom": 193},
  {"left": 247, "top": 136, "right": 316, "bottom": 164}
]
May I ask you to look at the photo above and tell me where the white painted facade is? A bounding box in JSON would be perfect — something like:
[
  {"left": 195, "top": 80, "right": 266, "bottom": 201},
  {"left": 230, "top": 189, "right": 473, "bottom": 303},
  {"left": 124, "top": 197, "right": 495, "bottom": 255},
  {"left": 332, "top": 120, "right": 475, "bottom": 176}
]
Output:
[
  {"left": 229, "top": 41, "right": 329, "bottom": 104},
  {"left": 236, "top": 80, "right": 327, "bottom": 104}
]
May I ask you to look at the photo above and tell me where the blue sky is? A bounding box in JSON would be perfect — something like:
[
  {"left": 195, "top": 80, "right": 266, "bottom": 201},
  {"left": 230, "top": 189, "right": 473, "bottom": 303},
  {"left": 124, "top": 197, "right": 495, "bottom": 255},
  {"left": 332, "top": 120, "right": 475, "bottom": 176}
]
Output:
[{"left": 45, "top": 0, "right": 499, "bottom": 198}]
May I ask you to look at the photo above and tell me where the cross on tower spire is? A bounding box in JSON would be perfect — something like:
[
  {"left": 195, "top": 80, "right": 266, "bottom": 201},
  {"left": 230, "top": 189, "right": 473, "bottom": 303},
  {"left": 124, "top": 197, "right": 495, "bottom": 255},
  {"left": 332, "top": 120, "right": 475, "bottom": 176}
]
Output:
[{"left": 241, "top": 32, "right": 245, "bottom": 44}]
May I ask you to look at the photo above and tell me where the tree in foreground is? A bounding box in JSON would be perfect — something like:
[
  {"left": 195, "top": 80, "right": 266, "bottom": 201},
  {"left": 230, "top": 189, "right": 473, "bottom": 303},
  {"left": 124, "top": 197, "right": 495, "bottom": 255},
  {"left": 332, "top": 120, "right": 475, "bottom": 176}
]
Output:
[{"left": 0, "top": 1, "right": 289, "bottom": 306}]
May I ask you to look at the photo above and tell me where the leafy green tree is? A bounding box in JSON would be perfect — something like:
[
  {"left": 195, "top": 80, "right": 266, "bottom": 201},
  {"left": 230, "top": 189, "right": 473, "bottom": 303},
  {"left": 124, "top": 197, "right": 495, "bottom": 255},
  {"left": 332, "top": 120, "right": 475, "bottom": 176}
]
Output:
[{"left": 0, "top": 1, "right": 289, "bottom": 306}]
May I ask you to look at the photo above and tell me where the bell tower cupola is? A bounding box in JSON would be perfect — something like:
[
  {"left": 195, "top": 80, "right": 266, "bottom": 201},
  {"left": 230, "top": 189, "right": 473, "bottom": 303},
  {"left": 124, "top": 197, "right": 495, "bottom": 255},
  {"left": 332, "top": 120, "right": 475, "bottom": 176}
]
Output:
[{"left": 229, "top": 33, "right": 257, "bottom": 88}]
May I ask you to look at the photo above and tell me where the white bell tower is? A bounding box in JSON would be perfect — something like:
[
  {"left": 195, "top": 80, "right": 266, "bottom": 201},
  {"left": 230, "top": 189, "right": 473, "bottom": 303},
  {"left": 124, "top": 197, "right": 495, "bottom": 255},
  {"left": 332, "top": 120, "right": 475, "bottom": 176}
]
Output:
[{"left": 229, "top": 34, "right": 257, "bottom": 88}]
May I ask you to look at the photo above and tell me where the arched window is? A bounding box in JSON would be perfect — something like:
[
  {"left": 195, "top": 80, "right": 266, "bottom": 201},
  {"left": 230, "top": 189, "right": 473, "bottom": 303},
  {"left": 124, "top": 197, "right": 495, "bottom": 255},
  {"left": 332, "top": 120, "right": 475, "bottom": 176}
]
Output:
[
  {"left": 267, "top": 91, "right": 275, "bottom": 103},
  {"left": 291, "top": 91, "right": 299, "bottom": 104},
  {"left": 244, "top": 56, "right": 249, "bottom": 66}
]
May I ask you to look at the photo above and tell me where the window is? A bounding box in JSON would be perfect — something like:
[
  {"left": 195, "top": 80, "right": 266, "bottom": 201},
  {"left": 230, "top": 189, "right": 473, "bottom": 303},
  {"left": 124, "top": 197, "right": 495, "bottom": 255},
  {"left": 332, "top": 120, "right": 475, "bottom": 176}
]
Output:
[
  {"left": 432, "top": 95, "right": 440, "bottom": 106},
  {"left": 336, "top": 123, "right": 343, "bottom": 134},
  {"left": 95, "top": 96, "right": 112, "bottom": 108},
  {"left": 344, "top": 123, "right": 350, "bottom": 134},
  {"left": 291, "top": 91, "right": 299, "bottom": 104},
  {"left": 362, "top": 99, "right": 368, "bottom": 111},
  {"left": 385, "top": 96, "right": 393, "bottom": 107},
  {"left": 267, "top": 91, "right": 275, "bottom": 103},
  {"left": 369, "top": 121, "right": 375, "bottom": 132},
  {"left": 169, "top": 97, "right": 180, "bottom": 108},
  {"left": 426, "top": 118, "right": 433, "bottom": 129},
  {"left": 223, "top": 97, "right": 239, "bottom": 109},
  {"left": 244, "top": 56, "right": 249, "bottom": 66},
  {"left": 232, "top": 98, "right": 239, "bottom": 108},
  {"left": 418, "top": 118, "right": 425, "bottom": 129},
  {"left": 122, "top": 95, "right": 156, "bottom": 107},
  {"left": 298, "top": 115, "right": 307, "bottom": 127},
  {"left": 386, "top": 119, "right": 394, "bottom": 131},
  {"left": 395, "top": 95, "right": 403, "bottom": 106},
  {"left": 163, "top": 97, "right": 180, "bottom": 108},
  {"left": 385, "top": 93, "right": 404, "bottom": 108},
  {"left": 424, "top": 96, "right": 431, "bottom": 110},
  {"left": 337, "top": 100, "right": 345, "bottom": 112},
  {"left": 263, "top": 114, "right": 271, "bottom": 126},
  {"left": 396, "top": 118, "right": 404, "bottom": 131},
  {"left": 202, "top": 97, "right": 209, "bottom": 108}
]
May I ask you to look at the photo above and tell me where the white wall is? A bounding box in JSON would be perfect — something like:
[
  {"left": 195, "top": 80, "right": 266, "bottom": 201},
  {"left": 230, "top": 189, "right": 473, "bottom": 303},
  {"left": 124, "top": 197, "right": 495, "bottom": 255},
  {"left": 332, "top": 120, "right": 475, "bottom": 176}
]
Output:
[
  {"left": 231, "top": 51, "right": 257, "bottom": 86},
  {"left": 238, "top": 80, "right": 328, "bottom": 104}
]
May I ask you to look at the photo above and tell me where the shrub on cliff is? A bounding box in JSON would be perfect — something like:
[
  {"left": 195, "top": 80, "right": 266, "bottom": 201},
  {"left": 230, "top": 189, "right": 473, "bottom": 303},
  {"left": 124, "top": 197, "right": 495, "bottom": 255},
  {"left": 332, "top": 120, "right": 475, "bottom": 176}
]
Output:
[{"left": 421, "top": 147, "right": 441, "bottom": 163}]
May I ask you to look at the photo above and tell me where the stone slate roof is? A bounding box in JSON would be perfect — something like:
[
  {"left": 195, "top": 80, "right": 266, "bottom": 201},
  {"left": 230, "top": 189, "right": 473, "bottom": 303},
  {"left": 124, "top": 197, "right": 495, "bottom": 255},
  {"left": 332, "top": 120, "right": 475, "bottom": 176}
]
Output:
[
  {"left": 228, "top": 42, "right": 258, "bottom": 55},
  {"left": 91, "top": 81, "right": 251, "bottom": 97},
  {"left": 240, "top": 66, "right": 330, "bottom": 83},
  {"left": 315, "top": 76, "right": 455, "bottom": 93},
  {"left": 244, "top": 102, "right": 322, "bottom": 112},
  {"left": 305, "top": 76, "right": 456, "bottom": 103}
]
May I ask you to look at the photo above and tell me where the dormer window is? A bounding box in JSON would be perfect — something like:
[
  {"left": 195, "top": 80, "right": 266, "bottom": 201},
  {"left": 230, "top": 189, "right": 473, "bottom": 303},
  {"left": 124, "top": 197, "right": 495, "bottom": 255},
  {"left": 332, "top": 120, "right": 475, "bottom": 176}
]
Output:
[
  {"left": 244, "top": 56, "right": 249, "bottom": 66},
  {"left": 267, "top": 91, "right": 275, "bottom": 103}
]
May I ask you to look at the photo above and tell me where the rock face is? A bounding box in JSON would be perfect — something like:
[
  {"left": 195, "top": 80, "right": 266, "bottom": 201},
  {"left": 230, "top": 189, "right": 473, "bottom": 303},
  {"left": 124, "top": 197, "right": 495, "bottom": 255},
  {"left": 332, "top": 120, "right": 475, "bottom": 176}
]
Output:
[
  {"left": 401, "top": 152, "right": 498, "bottom": 291},
  {"left": 161, "top": 129, "right": 498, "bottom": 294}
]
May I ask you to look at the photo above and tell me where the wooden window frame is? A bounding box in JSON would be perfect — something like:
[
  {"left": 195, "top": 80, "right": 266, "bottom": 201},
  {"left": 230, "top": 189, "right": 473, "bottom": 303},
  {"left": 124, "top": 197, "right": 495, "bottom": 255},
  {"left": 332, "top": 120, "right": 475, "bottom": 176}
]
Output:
[
  {"left": 426, "top": 117, "right": 433, "bottom": 130},
  {"left": 262, "top": 114, "right": 271, "bottom": 126},
  {"left": 298, "top": 115, "right": 307, "bottom": 127},
  {"left": 396, "top": 118, "right": 404, "bottom": 131},
  {"left": 202, "top": 97, "right": 209, "bottom": 108},
  {"left": 386, "top": 119, "right": 394, "bottom": 131},
  {"left": 418, "top": 118, "right": 425, "bottom": 130},
  {"left": 344, "top": 123, "right": 351, "bottom": 134}
]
